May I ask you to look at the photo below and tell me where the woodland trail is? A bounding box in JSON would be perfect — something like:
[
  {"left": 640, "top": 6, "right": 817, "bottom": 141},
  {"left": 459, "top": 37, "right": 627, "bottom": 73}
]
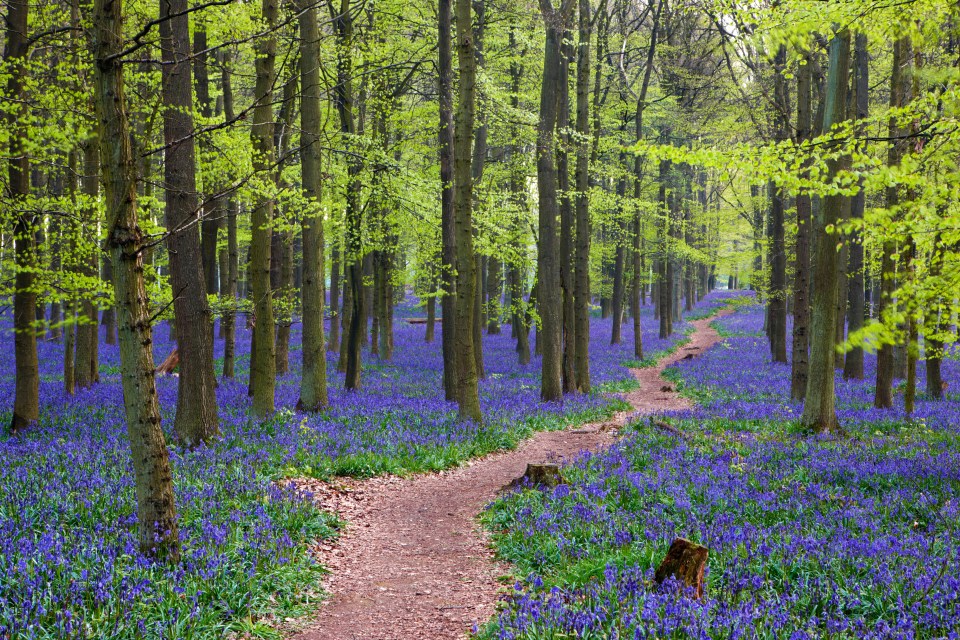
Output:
[{"left": 288, "top": 309, "right": 732, "bottom": 640}]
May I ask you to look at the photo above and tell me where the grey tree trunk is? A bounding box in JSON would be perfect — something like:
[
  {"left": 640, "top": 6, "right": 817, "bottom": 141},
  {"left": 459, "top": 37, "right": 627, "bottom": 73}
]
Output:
[
  {"left": 791, "top": 54, "right": 812, "bottom": 401},
  {"left": 297, "top": 0, "right": 329, "bottom": 410},
  {"left": 221, "top": 51, "right": 239, "bottom": 379},
  {"left": 453, "top": 0, "right": 482, "bottom": 421},
  {"left": 801, "top": 29, "right": 850, "bottom": 435},
  {"left": 558, "top": 26, "right": 576, "bottom": 392},
  {"left": 6, "top": 0, "right": 39, "bottom": 433},
  {"left": 195, "top": 28, "right": 220, "bottom": 298},
  {"left": 536, "top": 0, "right": 572, "bottom": 402},
  {"left": 249, "top": 0, "right": 278, "bottom": 416},
  {"left": 75, "top": 138, "right": 100, "bottom": 389},
  {"left": 160, "top": 0, "right": 220, "bottom": 445},
  {"left": 574, "top": 0, "right": 597, "bottom": 390},
  {"left": 336, "top": 0, "right": 365, "bottom": 391},
  {"left": 875, "top": 37, "right": 911, "bottom": 409},
  {"left": 439, "top": 0, "right": 457, "bottom": 400},
  {"left": 843, "top": 33, "right": 868, "bottom": 380},
  {"left": 93, "top": 0, "right": 180, "bottom": 561}
]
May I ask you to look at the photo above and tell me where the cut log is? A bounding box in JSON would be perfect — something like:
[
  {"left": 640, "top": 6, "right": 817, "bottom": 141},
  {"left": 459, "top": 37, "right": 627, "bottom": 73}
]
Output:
[
  {"left": 502, "top": 463, "right": 565, "bottom": 492},
  {"left": 654, "top": 537, "right": 708, "bottom": 599},
  {"left": 406, "top": 317, "right": 443, "bottom": 325},
  {"left": 156, "top": 348, "right": 179, "bottom": 376}
]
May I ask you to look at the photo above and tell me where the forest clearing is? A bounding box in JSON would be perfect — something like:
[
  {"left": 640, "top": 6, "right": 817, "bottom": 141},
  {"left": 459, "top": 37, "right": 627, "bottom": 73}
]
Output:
[{"left": 1, "top": 0, "right": 959, "bottom": 638}]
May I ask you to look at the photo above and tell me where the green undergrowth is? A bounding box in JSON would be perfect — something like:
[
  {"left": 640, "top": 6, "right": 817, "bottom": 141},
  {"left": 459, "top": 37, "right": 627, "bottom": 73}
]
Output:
[
  {"left": 623, "top": 331, "right": 695, "bottom": 370},
  {"left": 280, "top": 399, "right": 631, "bottom": 481}
]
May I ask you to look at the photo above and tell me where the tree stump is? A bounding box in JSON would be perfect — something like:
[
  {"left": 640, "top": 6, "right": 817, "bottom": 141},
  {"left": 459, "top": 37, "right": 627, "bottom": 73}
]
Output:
[
  {"left": 654, "top": 537, "right": 708, "bottom": 599},
  {"left": 156, "top": 348, "right": 180, "bottom": 376},
  {"left": 502, "top": 463, "right": 565, "bottom": 492}
]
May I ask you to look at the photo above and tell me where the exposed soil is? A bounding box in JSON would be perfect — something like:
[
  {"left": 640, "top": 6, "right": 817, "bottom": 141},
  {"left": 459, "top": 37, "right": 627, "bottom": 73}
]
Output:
[{"left": 287, "top": 310, "right": 731, "bottom": 640}]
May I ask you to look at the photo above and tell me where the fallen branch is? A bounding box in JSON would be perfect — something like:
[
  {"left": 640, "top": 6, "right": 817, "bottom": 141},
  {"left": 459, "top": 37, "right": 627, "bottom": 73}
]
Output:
[{"left": 650, "top": 417, "right": 693, "bottom": 441}]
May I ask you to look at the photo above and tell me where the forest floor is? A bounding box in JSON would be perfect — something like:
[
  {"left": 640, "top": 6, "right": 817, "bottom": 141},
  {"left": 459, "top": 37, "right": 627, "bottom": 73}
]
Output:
[{"left": 287, "top": 308, "right": 733, "bottom": 640}]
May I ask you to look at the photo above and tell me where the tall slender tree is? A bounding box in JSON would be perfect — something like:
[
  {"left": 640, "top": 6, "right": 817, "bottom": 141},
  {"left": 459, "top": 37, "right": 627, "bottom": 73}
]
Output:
[
  {"left": 297, "top": 0, "right": 329, "bottom": 411},
  {"left": 801, "top": 28, "right": 851, "bottom": 435},
  {"left": 6, "top": 0, "right": 39, "bottom": 433},
  {"left": 249, "top": 0, "right": 279, "bottom": 416},
  {"left": 93, "top": 0, "right": 180, "bottom": 561},
  {"left": 452, "top": 0, "right": 482, "bottom": 421},
  {"left": 160, "top": 0, "right": 219, "bottom": 446}
]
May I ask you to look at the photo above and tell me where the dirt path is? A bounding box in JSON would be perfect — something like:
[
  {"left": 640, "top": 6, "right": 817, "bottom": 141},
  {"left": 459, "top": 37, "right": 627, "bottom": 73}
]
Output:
[{"left": 288, "top": 310, "right": 730, "bottom": 640}]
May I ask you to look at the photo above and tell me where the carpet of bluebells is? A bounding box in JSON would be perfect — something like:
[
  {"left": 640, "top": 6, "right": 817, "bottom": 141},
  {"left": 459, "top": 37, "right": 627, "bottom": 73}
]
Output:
[
  {"left": 0, "top": 291, "right": 708, "bottom": 639},
  {"left": 484, "top": 296, "right": 960, "bottom": 639}
]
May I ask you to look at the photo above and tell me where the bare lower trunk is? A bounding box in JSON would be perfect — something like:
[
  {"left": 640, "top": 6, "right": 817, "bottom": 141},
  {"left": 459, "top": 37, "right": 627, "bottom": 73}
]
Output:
[
  {"left": 94, "top": 0, "right": 180, "bottom": 561},
  {"left": 297, "top": 0, "right": 329, "bottom": 410},
  {"left": 801, "top": 29, "right": 850, "bottom": 435},
  {"left": 249, "top": 0, "right": 279, "bottom": 417},
  {"left": 452, "top": 0, "right": 481, "bottom": 420},
  {"left": 6, "top": 0, "right": 38, "bottom": 433},
  {"left": 573, "top": 0, "right": 594, "bottom": 391},
  {"left": 160, "top": 0, "right": 219, "bottom": 445},
  {"left": 438, "top": 0, "right": 458, "bottom": 401}
]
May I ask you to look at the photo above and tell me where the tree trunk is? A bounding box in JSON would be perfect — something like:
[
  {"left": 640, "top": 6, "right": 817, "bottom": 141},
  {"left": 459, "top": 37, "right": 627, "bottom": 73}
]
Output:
[
  {"left": 160, "top": 0, "right": 220, "bottom": 445},
  {"left": 93, "top": 0, "right": 180, "bottom": 561},
  {"left": 843, "top": 32, "right": 868, "bottom": 380},
  {"left": 195, "top": 27, "right": 220, "bottom": 298},
  {"left": 249, "top": 0, "right": 278, "bottom": 416},
  {"left": 558, "top": 26, "right": 576, "bottom": 392},
  {"left": 297, "top": 0, "right": 329, "bottom": 411},
  {"left": 337, "top": 0, "right": 364, "bottom": 391},
  {"left": 439, "top": 0, "right": 458, "bottom": 401},
  {"left": 611, "top": 179, "right": 626, "bottom": 345},
  {"left": 75, "top": 138, "right": 100, "bottom": 389},
  {"left": 486, "top": 257, "right": 502, "bottom": 334},
  {"left": 6, "top": 0, "right": 39, "bottom": 433},
  {"left": 221, "top": 50, "right": 239, "bottom": 379},
  {"left": 426, "top": 278, "right": 437, "bottom": 342},
  {"left": 101, "top": 256, "right": 117, "bottom": 344},
  {"left": 329, "top": 242, "right": 341, "bottom": 353},
  {"left": 574, "top": 0, "right": 596, "bottom": 390},
  {"left": 801, "top": 29, "right": 850, "bottom": 435},
  {"left": 875, "top": 37, "right": 910, "bottom": 410},
  {"left": 791, "top": 53, "right": 812, "bottom": 401},
  {"left": 453, "top": 0, "right": 482, "bottom": 421},
  {"left": 536, "top": 0, "right": 571, "bottom": 402},
  {"left": 658, "top": 154, "right": 672, "bottom": 339}
]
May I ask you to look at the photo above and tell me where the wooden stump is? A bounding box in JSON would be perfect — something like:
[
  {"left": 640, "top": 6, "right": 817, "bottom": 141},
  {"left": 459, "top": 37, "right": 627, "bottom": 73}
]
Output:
[
  {"left": 502, "top": 463, "right": 565, "bottom": 492},
  {"left": 654, "top": 537, "right": 708, "bottom": 599},
  {"left": 156, "top": 348, "right": 180, "bottom": 376}
]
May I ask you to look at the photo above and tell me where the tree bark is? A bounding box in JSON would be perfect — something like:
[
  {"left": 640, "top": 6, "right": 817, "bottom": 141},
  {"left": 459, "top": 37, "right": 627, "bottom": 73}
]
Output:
[
  {"left": 875, "top": 36, "right": 910, "bottom": 409},
  {"left": 6, "top": 0, "right": 39, "bottom": 433},
  {"left": 93, "top": 0, "right": 180, "bottom": 561},
  {"left": 453, "top": 0, "right": 482, "bottom": 420},
  {"left": 75, "top": 138, "right": 101, "bottom": 389},
  {"left": 195, "top": 27, "right": 219, "bottom": 298},
  {"left": 221, "top": 51, "right": 239, "bottom": 379},
  {"left": 439, "top": 0, "right": 457, "bottom": 401},
  {"left": 843, "top": 33, "right": 868, "bottom": 380},
  {"left": 336, "top": 0, "right": 365, "bottom": 391},
  {"left": 297, "top": 0, "right": 329, "bottom": 411},
  {"left": 536, "top": 0, "right": 572, "bottom": 402},
  {"left": 558, "top": 23, "right": 576, "bottom": 392},
  {"left": 574, "top": 0, "right": 597, "bottom": 390},
  {"left": 249, "top": 0, "right": 278, "bottom": 416},
  {"left": 791, "top": 52, "right": 812, "bottom": 401},
  {"left": 801, "top": 29, "right": 850, "bottom": 435},
  {"left": 160, "top": 0, "right": 220, "bottom": 445}
]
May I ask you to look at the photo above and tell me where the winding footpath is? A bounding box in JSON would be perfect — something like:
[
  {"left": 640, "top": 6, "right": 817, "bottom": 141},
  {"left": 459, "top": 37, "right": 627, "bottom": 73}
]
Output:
[{"left": 288, "top": 309, "right": 731, "bottom": 640}]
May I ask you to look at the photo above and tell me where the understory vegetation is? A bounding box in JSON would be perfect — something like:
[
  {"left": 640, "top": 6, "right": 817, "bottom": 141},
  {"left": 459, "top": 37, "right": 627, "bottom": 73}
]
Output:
[
  {"left": 0, "top": 293, "right": 729, "bottom": 639},
  {"left": 483, "top": 300, "right": 960, "bottom": 639}
]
